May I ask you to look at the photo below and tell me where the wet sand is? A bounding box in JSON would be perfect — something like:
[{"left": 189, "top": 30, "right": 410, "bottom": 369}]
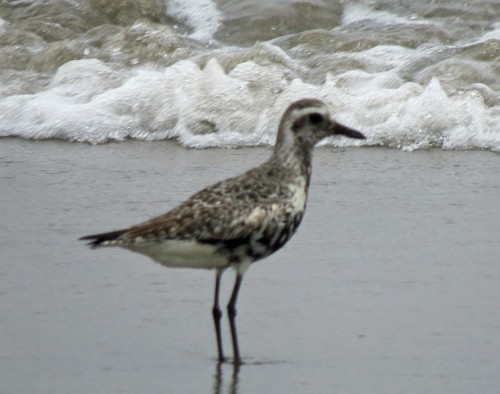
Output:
[{"left": 1, "top": 139, "right": 500, "bottom": 394}]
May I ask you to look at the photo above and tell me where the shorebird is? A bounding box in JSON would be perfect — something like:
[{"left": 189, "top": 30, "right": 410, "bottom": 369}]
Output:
[{"left": 80, "top": 98, "right": 365, "bottom": 364}]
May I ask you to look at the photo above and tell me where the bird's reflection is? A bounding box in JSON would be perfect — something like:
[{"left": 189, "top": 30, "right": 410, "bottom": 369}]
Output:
[{"left": 213, "top": 362, "right": 240, "bottom": 394}]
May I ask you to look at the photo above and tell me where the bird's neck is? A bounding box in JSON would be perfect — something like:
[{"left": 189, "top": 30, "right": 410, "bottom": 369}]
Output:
[{"left": 271, "top": 134, "right": 313, "bottom": 189}]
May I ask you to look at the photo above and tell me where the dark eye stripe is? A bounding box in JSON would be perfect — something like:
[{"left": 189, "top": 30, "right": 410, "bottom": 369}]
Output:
[{"left": 309, "top": 113, "right": 323, "bottom": 124}]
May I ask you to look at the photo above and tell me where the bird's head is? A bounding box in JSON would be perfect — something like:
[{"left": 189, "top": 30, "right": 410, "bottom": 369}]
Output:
[{"left": 275, "top": 99, "right": 366, "bottom": 152}]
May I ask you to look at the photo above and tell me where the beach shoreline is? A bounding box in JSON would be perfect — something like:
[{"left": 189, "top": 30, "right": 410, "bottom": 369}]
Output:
[{"left": 1, "top": 139, "right": 500, "bottom": 393}]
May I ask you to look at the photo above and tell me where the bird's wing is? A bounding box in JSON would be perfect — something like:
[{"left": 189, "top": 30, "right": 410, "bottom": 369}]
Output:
[
  {"left": 82, "top": 165, "right": 294, "bottom": 247},
  {"left": 120, "top": 197, "right": 290, "bottom": 243}
]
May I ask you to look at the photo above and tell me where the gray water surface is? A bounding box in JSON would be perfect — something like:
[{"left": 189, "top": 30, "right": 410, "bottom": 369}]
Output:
[{"left": 1, "top": 140, "right": 500, "bottom": 393}]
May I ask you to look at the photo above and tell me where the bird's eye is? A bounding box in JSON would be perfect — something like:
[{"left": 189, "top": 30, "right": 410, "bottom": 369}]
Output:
[{"left": 309, "top": 113, "right": 323, "bottom": 124}]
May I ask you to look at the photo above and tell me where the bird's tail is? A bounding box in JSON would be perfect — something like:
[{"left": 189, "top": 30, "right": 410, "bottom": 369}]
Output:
[{"left": 79, "top": 229, "right": 128, "bottom": 248}]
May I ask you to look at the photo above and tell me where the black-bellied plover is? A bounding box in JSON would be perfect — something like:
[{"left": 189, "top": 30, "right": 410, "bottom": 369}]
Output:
[{"left": 80, "top": 98, "right": 365, "bottom": 364}]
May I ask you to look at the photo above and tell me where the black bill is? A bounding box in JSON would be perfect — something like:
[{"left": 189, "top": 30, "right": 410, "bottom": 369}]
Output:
[{"left": 332, "top": 122, "right": 366, "bottom": 139}]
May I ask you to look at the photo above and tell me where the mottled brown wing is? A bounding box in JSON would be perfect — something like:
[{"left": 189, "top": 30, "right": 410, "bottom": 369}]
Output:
[{"left": 119, "top": 196, "right": 287, "bottom": 243}]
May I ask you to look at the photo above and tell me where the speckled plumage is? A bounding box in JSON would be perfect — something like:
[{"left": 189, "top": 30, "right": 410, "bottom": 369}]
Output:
[{"left": 80, "top": 98, "right": 365, "bottom": 363}]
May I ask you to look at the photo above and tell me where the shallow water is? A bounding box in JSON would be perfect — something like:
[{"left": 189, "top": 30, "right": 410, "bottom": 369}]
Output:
[
  {"left": 0, "top": 0, "right": 499, "bottom": 149},
  {"left": 1, "top": 140, "right": 500, "bottom": 393}
]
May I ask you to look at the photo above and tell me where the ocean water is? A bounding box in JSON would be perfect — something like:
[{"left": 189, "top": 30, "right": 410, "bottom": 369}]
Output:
[
  {"left": 0, "top": 0, "right": 498, "bottom": 150},
  {"left": 2, "top": 140, "right": 500, "bottom": 394}
]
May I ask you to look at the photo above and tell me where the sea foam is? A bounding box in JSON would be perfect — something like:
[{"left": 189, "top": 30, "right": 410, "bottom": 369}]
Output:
[
  {"left": 0, "top": 55, "right": 497, "bottom": 151},
  {"left": 165, "top": 0, "right": 222, "bottom": 41},
  {"left": 0, "top": 0, "right": 498, "bottom": 151}
]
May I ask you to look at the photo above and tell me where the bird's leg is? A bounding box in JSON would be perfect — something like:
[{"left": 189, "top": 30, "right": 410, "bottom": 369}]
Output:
[
  {"left": 227, "top": 272, "right": 244, "bottom": 365},
  {"left": 212, "top": 269, "right": 225, "bottom": 363}
]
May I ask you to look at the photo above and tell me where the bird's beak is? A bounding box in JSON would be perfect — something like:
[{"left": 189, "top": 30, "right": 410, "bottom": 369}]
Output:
[{"left": 331, "top": 122, "right": 366, "bottom": 140}]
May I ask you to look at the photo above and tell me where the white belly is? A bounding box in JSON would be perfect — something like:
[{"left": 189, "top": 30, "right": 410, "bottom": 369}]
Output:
[{"left": 123, "top": 239, "right": 229, "bottom": 269}]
